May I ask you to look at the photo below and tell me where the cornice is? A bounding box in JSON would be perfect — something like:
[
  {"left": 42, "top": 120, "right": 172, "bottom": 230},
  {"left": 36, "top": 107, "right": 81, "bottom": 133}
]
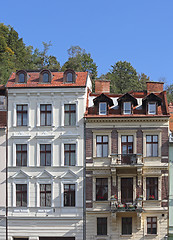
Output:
[{"left": 86, "top": 117, "right": 169, "bottom": 123}]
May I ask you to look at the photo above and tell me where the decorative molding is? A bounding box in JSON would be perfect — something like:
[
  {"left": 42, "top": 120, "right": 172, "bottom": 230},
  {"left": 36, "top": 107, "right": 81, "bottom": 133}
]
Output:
[{"left": 10, "top": 170, "right": 31, "bottom": 179}]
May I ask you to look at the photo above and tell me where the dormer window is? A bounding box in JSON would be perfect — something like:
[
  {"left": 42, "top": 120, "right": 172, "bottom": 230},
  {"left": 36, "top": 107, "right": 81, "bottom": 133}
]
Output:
[
  {"left": 67, "top": 73, "right": 73, "bottom": 82},
  {"left": 39, "top": 69, "right": 51, "bottom": 83},
  {"left": 19, "top": 73, "right": 25, "bottom": 83},
  {"left": 63, "top": 69, "right": 76, "bottom": 83},
  {"left": 148, "top": 102, "right": 156, "bottom": 114},
  {"left": 16, "top": 70, "right": 27, "bottom": 83},
  {"left": 99, "top": 102, "right": 107, "bottom": 115},
  {"left": 43, "top": 72, "right": 49, "bottom": 83},
  {"left": 123, "top": 102, "right": 131, "bottom": 114}
]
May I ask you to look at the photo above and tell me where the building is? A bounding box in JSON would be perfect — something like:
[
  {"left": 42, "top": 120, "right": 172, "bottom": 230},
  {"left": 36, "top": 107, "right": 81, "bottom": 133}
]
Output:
[
  {"left": 0, "top": 85, "right": 7, "bottom": 239},
  {"left": 85, "top": 80, "right": 169, "bottom": 239},
  {"left": 6, "top": 69, "right": 92, "bottom": 240},
  {"left": 169, "top": 103, "right": 173, "bottom": 240}
]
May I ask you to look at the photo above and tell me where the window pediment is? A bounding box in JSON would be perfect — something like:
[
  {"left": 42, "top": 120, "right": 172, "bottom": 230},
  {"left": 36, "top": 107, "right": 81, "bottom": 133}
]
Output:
[
  {"left": 142, "top": 93, "right": 162, "bottom": 106},
  {"left": 60, "top": 170, "right": 78, "bottom": 179},
  {"left": 93, "top": 93, "right": 114, "bottom": 107},
  {"left": 117, "top": 93, "right": 138, "bottom": 106},
  {"left": 11, "top": 170, "right": 31, "bottom": 179},
  {"left": 36, "top": 170, "right": 55, "bottom": 179}
]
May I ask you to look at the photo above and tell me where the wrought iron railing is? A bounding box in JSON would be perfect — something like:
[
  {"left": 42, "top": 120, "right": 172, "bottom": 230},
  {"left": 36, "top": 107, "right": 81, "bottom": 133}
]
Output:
[{"left": 111, "top": 154, "right": 142, "bottom": 165}]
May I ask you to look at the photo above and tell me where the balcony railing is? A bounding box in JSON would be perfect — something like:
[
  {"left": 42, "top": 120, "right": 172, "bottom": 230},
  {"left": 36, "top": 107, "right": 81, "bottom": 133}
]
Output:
[
  {"left": 111, "top": 154, "right": 142, "bottom": 165},
  {"left": 110, "top": 199, "right": 143, "bottom": 213}
]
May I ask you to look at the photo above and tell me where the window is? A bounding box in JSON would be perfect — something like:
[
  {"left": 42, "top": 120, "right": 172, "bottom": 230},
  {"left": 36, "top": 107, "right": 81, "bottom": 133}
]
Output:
[
  {"left": 122, "top": 217, "right": 132, "bottom": 235},
  {"left": 40, "top": 144, "right": 51, "bottom": 166},
  {"left": 148, "top": 102, "right": 156, "bottom": 114},
  {"left": 16, "top": 184, "right": 27, "bottom": 207},
  {"left": 43, "top": 72, "right": 49, "bottom": 83},
  {"left": 64, "top": 144, "right": 76, "bottom": 166},
  {"left": 67, "top": 72, "right": 73, "bottom": 82},
  {"left": 146, "top": 135, "right": 158, "bottom": 157},
  {"left": 16, "top": 144, "right": 27, "bottom": 166},
  {"left": 64, "top": 184, "right": 75, "bottom": 207},
  {"left": 40, "top": 104, "right": 52, "bottom": 126},
  {"left": 146, "top": 177, "right": 158, "bottom": 200},
  {"left": 123, "top": 102, "right": 131, "bottom": 114},
  {"left": 40, "top": 184, "right": 51, "bottom": 207},
  {"left": 121, "top": 135, "right": 133, "bottom": 154},
  {"left": 97, "top": 217, "right": 107, "bottom": 235},
  {"left": 17, "top": 105, "right": 28, "bottom": 126},
  {"left": 96, "top": 136, "right": 108, "bottom": 157},
  {"left": 18, "top": 73, "right": 25, "bottom": 83},
  {"left": 96, "top": 178, "right": 108, "bottom": 201},
  {"left": 64, "top": 104, "right": 76, "bottom": 126},
  {"left": 99, "top": 102, "right": 107, "bottom": 115},
  {"left": 147, "top": 217, "right": 157, "bottom": 234}
]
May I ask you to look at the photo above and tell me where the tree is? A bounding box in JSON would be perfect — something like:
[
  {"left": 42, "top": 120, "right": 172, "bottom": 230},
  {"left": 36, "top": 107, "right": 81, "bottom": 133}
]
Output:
[
  {"left": 62, "top": 46, "right": 97, "bottom": 80},
  {"left": 165, "top": 84, "right": 173, "bottom": 103}
]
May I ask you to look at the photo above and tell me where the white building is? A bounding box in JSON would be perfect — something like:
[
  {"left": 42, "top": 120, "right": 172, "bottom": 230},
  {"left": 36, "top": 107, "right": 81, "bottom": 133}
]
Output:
[
  {"left": 6, "top": 69, "right": 92, "bottom": 240},
  {"left": 0, "top": 85, "right": 7, "bottom": 239}
]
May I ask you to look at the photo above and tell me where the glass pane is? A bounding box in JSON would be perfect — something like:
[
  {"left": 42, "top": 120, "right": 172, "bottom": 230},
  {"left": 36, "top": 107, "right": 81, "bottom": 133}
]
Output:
[
  {"left": 97, "top": 136, "right": 102, "bottom": 142},
  {"left": 122, "top": 145, "right": 127, "bottom": 154},
  {"left": 22, "top": 193, "right": 27, "bottom": 206},
  {"left": 153, "top": 135, "right": 158, "bottom": 142},
  {"left": 22, "top": 145, "right": 27, "bottom": 151},
  {"left": 46, "top": 113, "right": 51, "bottom": 125},
  {"left": 43, "top": 73, "right": 49, "bottom": 82},
  {"left": 67, "top": 73, "right": 73, "bottom": 82},
  {"left": 71, "top": 113, "right": 76, "bottom": 125},
  {"left": 71, "top": 152, "right": 75, "bottom": 166},
  {"left": 70, "top": 184, "right": 75, "bottom": 190},
  {"left": 147, "top": 218, "right": 151, "bottom": 222},
  {"left": 23, "top": 105, "right": 28, "bottom": 111},
  {"left": 23, "top": 113, "right": 27, "bottom": 125},
  {"left": 46, "top": 144, "right": 51, "bottom": 151},
  {"left": 47, "top": 105, "right": 52, "bottom": 111},
  {"left": 22, "top": 153, "right": 27, "bottom": 166},
  {"left": 65, "top": 152, "right": 69, "bottom": 165},
  {"left": 153, "top": 217, "right": 157, "bottom": 222},
  {"left": 103, "top": 144, "right": 108, "bottom": 157},
  {"left": 71, "top": 104, "right": 76, "bottom": 111},
  {"left": 149, "top": 103, "right": 156, "bottom": 114},
  {"left": 153, "top": 144, "right": 158, "bottom": 157},
  {"left": 40, "top": 105, "right": 45, "bottom": 111},
  {"left": 46, "top": 184, "right": 51, "bottom": 191},
  {"left": 153, "top": 224, "right": 157, "bottom": 228},
  {"left": 40, "top": 113, "right": 45, "bottom": 125},
  {"left": 16, "top": 153, "right": 21, "bottom": 166},
  {"left": 19, "top": 73, "right": 25, "bottom": 83},
  {"left": 100, "top": 102, "right": 107, "bottom": 115},
  {"left": 124, "top": 102, "right": 131, "bottom": 114},
  {"left": 122, "top": 136, "right": 127, "bottom": 143},
  {"left": 128, "top": 145, "right": 133, "bottom": 154},
  {"left": 40, "top": 193, "right": 45, "bottom": 206},
  {"left": 46, "top": 193, "right": 51, "bottom": 206},
  {"left": 97, "top": 145, "right": 102, "bottom": 157},
  {"left": 64, "top": 113, "right": 69, "bottom": 125},
  {"left": 147, "top": 224, "right": 151, "bottom": 228},
  {"left": 40, "top": 153, "right": 45, "bottom": 166},
  {"left": 17, "top": 105, "right": 22, "bottom": 111},
  {"left": 64, "top": 104, "right": 69, "bottom": 111},
  {"left": 71, "top": 144, "right": 76, "bottom": 150},
  {"left": 103, "top": 136, "right": 108, "bottom": 142},
  {"left": 17, "top": 113, "right": 22, "bottom": 126},
  {"left": 64, "top": 144, "right": 69, "bottom": 150},
  {"left": 40, "top": 184, "right": 45, "bottom": 191},
  {"left": 146, "top": 135, "right": 152, "bottom": 142},
  {"left": 40, "top": 145, "right": 45, "bottom": 151},
  {"left": 16, "top": 144, "right": 21, "bottom": 151},
  {"left": 128, "top": 136, "right": 133, "bottom": 142},
  {"left": 22, "top": 185, "right": 27, "bottom": 191},
  {"left": 46, "top": 153, "right": 51, "bottom": 166},
  {"left": 16, "top": 194, "right": 21, "bottom": 206},
  {"left": 146, "top": 144, "right": 152, "bottom": 157}
]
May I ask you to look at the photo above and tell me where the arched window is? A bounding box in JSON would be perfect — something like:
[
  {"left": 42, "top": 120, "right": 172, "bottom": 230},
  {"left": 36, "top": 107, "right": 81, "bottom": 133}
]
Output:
[
  {"left": 18, "top": 73, "right": 25, "bottom": 83},
  {"left": 67, "top": 73, "right": 73, "bottom": 82},
  {"left": 43, "top": 72, "right": 49, "bottom": 83}
]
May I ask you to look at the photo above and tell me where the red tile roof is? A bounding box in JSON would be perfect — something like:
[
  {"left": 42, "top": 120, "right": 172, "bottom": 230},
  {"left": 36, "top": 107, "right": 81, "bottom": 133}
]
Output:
[{"left": 6, "top": 71, "right": 88, "bottom": 88}]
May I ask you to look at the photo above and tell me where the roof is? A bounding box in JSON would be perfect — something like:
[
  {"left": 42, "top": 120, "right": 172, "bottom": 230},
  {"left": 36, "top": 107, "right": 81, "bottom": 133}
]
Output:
[
  {"left": 85, "top": 90, "right": 169, "bottom": 118},
  {"left": 6, "top": 71, "right": 88, "bottom": 88}
]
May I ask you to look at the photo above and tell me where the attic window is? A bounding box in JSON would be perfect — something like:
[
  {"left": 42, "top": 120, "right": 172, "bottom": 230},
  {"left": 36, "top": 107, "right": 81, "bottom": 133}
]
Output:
[
  {"left": 64, "top": 69, "right": 76, "bottom": 83},
  {"left": 19, "top": 73, "right": 25, "bottom": 83},
  {"left": 123, "top": 102, "right": 131, "bottom": 114},
  {"left": 99, "top": 102, "right": 107, "bottom": 115},
  {"left": 16, "top": 70, "right": 27, "bottom": 83},
  {"left": 148, "top": 102, "right": 156, "bottom": 114},
  {"left": 39, "top": 70, "right": 51, "bottom": 83}
]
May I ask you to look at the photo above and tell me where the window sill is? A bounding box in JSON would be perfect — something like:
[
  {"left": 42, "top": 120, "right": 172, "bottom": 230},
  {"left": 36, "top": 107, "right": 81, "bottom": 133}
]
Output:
[
  {"left": 145, "top": 234, "right": 158, "bottom": 237},
  {"left": 120, "top": 234, "right": 133, "bottom": 238}
]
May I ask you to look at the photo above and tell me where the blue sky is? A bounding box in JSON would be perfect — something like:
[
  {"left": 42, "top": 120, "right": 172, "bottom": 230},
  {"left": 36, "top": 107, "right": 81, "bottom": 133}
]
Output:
[{"left": 1, "top": 0, "right": 173, "bottom": 85}]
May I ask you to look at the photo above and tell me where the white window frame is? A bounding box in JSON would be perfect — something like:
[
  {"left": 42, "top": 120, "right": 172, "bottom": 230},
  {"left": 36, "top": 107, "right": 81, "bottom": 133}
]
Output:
[
  {"left": 12, "top": 138, "right": 30, "bottom": 167},
  {"left": 148, "top": 102, "right": 156, "bottom": 115},
  {"left": 99, "top": 102, "right": 107, "bottom": 115},
  {"left": 143, "top": 175, "right": 161, "bottom": 201},
  {"left": 12, "top": 180, "right": 30, "bottom": 208},
  {"left": 36, "top": 181, "right": 53, "bottom": 208},
  {"left": 93, "top": 177, "right": 111, "bottom": 202},
  {"left": 36, "top": 139, "right": 53, "bottom": 167},
  {"left": 123, "top": 102, "right": 131, "bottom": 115},
  {"left": 117, "top": 130, "right": 137, "bottom": 155},
  {"left": 92, "top": 130, "right": 112, "bottom": 158},
  {"left": 61, "top": 100, "right": 78, "bottom": 127},
  {"left": 37, "top": 102, "right": 54, "bottom": 127}
]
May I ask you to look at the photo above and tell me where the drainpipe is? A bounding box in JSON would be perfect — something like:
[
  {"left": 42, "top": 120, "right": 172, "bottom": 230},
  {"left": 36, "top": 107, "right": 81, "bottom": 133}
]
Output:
[{"left": 83, "top": 117, "right": 86, "bottom": 240}]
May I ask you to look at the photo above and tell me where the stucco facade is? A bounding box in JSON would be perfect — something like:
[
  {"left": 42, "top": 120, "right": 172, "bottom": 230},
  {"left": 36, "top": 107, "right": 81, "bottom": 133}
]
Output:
[{"left": 6, "top": 70, "right": 92, "bottom": 240}]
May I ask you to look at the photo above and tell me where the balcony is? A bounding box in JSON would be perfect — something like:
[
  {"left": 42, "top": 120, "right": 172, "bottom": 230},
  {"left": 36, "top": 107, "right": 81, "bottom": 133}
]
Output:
[
  {"left": 111, "top": 154, "right": 143, "bottom": 166},
  {"left": 110, "top": 199, "right": 143, "bottom": 213}
]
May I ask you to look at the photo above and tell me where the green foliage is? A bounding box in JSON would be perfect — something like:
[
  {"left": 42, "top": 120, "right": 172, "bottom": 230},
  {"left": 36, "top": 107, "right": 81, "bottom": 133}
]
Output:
[
  {"left": 165, "top": 84, "right": 173, "bottom": 103},
  {"left": 105, "top": 61, "right": 150, "bottom": 94},
  {"left": 62, "top": 46, "right": 98, "bottom": 80}
]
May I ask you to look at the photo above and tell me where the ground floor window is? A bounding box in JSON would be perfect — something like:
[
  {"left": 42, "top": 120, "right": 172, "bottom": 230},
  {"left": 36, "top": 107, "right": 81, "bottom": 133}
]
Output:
[
  {"left": 122, "top": 217, "right": 132, "bottom": 235},
  {"left": 147, "top": 217, "right": 157, "bottom": 234},
  {"left": 97, "top": 217, "right": 107, "bottom": 235}
]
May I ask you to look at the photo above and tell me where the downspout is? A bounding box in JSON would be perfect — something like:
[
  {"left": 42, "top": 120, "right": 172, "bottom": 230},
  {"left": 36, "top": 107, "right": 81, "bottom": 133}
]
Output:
[
  {"left": 6, "top": 89, "right": 8, "bottom": 240},
  {"left": 83, "top": 117, "right": 86, "bottom": 240}
]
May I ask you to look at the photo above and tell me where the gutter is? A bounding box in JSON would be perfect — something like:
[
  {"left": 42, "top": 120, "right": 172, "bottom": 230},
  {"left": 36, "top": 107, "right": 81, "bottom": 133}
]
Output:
[{"left": 83, "top": 117, "right": 86, "bottom": 240}]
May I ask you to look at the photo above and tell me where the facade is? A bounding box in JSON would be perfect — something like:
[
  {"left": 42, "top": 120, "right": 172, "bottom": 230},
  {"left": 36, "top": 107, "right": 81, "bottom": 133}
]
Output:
[
  {"left": 6, "top": 69, "right": 92, "bottom": 240},
  {"left": 85, "top": 80, "right": 169, "bottom": 240},
  {"left": 0, "top": 85, "right": 7, "bottom": 239},
  {"left": 169, "top": 103, "right": 173, "bottom": 239}
]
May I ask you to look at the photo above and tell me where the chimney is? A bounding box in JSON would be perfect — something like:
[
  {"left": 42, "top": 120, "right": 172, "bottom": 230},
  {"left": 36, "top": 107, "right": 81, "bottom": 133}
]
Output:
[
  {"left": 146, "top": 82, "right": 164, "bottom": 94},
  {"left": 95, "top": 80, "right": 110, "bottom": 94}
]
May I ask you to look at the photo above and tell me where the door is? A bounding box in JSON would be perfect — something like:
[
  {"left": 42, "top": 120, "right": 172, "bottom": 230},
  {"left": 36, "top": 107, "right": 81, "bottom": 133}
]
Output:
[{"left": 121, "top": 178, "right": 133, "bottom": 203}]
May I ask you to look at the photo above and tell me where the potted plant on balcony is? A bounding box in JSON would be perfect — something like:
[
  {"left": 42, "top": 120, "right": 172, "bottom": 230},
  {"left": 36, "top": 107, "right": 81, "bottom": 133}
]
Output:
[
  {"left": 117, "top": 204, "right": 126, "bottom": 210},
  {"left": 136, "top": 194, "right": 143, "bottom": 201},
  {"left": 149, "top": 195, "right": 155, "bottom": 200},
  {"left": 128, "top": 204, "right": 135, "bottom": 210},
  {"left": 110, "top": 194, "right": 118, "bottom": 208},
  {"left": 110, "top": 194, "right": 117, "bottom": 200}
]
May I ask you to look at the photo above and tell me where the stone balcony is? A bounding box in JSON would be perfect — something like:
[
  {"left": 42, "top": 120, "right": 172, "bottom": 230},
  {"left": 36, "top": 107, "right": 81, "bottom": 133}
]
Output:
[
  {"left": 110, "top": 199, "right": 143, "bottom": 213},
  {"left": 111, "top": 154, "right": 143, "bottom": 167}
]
